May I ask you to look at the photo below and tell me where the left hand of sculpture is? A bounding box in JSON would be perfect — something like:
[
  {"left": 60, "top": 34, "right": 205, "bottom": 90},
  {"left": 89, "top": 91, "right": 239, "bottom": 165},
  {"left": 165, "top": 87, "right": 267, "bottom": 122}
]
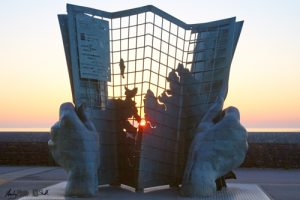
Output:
[
  {"left": 181, "top": 97, "right": 248, "bottom": 197},
  {"left": 48, "top": 102, "right": 100, "bottom": 197}
]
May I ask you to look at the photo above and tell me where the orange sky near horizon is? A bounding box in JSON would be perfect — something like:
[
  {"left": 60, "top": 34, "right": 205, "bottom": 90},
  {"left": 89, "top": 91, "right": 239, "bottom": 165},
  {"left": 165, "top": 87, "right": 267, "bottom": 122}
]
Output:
[{"left": 0, "top": 0, "right": 299, "bottom": 130}]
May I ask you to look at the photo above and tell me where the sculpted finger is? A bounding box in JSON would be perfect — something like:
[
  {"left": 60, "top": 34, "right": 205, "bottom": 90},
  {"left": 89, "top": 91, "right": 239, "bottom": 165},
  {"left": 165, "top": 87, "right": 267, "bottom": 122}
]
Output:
[
  {"left": 76, "top": 103, "right": 97, "bottom": 132},
  {"left": 203, "top": 96, "right": 224, "bottom": 123},
  {"left": 197, "top": 96, "right": 224, "bottom": 131},
  {"left": 59, "top": 102, "right": 85, "bottom": 130},
  {"left": 222, "top": 106, "right": 240, "bottom": 121}
]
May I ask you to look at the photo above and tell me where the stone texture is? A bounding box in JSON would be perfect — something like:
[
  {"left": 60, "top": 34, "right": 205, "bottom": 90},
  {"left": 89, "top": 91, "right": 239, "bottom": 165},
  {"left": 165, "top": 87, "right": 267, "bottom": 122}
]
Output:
[
  {"left": 242, "top": 143, "right": 300, "bottom": 168},
  {"left": 181, "top": 97, "right": 248, "bottom": 197},
  {"left": 0, "top": 132, "right": 55, "bottom": 166},
  {"left": 1, "top": 132, "right": 299, "bottom": 168},
  {"left": 48, "top": 103, "right": 100, "bottom": 197},
  {"left": 1, "top": 132, "right": 300, "bottom": 168}
]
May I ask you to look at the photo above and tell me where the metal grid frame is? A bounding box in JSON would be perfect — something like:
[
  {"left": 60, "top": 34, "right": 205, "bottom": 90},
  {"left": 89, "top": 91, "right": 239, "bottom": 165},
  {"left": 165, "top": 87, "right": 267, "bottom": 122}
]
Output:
[
  {"left": 60, "top": 4, "right": 243, "bottom": 189},
  {"left": 66, "top": 4, "right": 200, "bottom": 119},
  {"left": 108, "top": 12, "right": 197, "bottom": 118},
  {"left": 65, "top": 4, "right": 242, "bottom": 123}
]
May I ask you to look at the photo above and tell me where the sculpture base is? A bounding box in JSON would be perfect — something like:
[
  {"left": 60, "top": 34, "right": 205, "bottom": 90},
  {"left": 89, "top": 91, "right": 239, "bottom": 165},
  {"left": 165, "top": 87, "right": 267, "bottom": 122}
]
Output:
[{"left": 19, "top": 182, "right": 270, "bottom": 200}]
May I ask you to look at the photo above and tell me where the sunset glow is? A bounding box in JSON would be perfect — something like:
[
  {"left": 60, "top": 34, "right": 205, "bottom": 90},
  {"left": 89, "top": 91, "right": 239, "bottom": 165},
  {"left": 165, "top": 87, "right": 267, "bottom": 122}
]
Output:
[
  {"left": 139, "top": 119, "right": 147, "bottom": 127},
  {"left": 0, "top": 0, "right": 299, "bottom": 130}
]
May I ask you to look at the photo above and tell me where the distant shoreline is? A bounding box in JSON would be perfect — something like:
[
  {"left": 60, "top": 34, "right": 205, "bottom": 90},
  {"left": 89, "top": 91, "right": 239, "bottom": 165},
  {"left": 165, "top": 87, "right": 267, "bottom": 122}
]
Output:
[
  {"left": 0, "top": 127, "right": 300, "bottom": 132},
  {"left": 0, "top": 128, "right": 50, "bottom": 132},
  {"left": 246, "top": 128, "right": 300, "bottom": 132}
]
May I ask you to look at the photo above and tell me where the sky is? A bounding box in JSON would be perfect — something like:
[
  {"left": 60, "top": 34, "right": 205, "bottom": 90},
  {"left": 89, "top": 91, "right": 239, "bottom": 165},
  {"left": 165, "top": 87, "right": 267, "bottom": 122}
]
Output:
[{"left": 0, "top": 0, "right": 299, "bottom": 130}]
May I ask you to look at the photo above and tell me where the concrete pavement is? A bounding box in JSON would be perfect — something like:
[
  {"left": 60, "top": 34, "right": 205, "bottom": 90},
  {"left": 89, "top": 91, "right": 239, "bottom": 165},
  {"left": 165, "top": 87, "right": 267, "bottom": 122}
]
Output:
[{"left": 0, "top": 166, "right": 299, "bottom": 200}]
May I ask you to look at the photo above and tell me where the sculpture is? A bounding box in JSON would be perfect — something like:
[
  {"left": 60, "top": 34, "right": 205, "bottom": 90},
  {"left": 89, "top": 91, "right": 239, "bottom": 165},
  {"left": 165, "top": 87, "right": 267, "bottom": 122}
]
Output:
[
  {"left": 111, "top": 87, "right": 142, "bottom": 181},
  {"left": 112, "top": 86, "right": 141, "bottom": 140},
  {"left": 181, "top": 97, "right": 248, "bottom": 197},
  {"left": 54, "top": 4, "right": 246, "bottom": 196},
  {"left": 48, "top": 103, "right": 100, "bottom": 197},
  {"left": 119, "top": 58, "right": 126, "bottom": 79}
]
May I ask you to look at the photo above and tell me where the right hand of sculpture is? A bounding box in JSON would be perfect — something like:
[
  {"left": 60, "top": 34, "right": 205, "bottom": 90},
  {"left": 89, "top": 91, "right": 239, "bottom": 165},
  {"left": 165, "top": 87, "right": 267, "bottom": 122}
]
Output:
[{"left": 48, "top": 102, "right": 99, "bottom": 197}]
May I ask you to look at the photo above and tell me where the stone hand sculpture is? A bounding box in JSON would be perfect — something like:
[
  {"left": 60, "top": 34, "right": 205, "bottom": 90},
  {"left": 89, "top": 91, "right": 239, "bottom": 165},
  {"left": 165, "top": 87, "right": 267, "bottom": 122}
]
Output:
[
  {"left": 48, "top": 103, "right": 100, "bottom": 197},
  {"left": 181, "top": 97, "right": 248, "bottom": 197}
]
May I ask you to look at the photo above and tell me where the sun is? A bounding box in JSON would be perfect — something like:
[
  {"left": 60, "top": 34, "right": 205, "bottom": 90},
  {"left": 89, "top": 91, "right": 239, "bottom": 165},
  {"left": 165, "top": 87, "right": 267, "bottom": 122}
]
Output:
[{"left": 139, "top": 119, "right": 146, "bottom": 127}]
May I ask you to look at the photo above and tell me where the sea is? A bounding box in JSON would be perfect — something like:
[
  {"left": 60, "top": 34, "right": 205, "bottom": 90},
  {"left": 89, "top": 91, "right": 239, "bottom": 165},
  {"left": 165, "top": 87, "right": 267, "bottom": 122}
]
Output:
[{"left": 0, "top": 128, "right": 299, "bottom": 132}]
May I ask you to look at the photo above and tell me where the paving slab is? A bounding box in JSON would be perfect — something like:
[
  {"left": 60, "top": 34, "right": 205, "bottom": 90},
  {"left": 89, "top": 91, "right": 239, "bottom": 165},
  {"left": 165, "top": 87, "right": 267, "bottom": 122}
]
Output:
[
  {"left": 261, "top": 184, "right": 300, "bottom": 200},
  {"left": 0, "top": 167, "right": 32, "bottom": 175},
  {"left": 19, "top": 182, "right": 270, "bottom": 200},
  {"left": 1, "top": 167, "right": 300, "bottom": 200},
  {"left": 0, "top": 167, "right": 55, "bottom": 185}
]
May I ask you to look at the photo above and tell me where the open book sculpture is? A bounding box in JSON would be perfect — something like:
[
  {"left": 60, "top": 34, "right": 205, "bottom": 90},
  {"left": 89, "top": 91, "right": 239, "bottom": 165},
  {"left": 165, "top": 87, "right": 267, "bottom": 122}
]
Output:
[{"left": 49, "top": 4, "right": 248, "bottom": 197}]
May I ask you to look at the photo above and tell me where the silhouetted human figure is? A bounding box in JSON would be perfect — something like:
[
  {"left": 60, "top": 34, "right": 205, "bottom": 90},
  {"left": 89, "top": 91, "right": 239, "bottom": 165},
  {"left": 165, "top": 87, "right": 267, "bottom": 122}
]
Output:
[
  {"left": 119, "top": 58, "right": 126, "bottom": 78},
  {"left": 114, "top": 86, "right": 141, "bottom": 136},
  {"left": 113, "top": 86, "right": 141, "bottom": 177},
  {"left": 125, "top": 87, "right": 138, "bottom": 100}
]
